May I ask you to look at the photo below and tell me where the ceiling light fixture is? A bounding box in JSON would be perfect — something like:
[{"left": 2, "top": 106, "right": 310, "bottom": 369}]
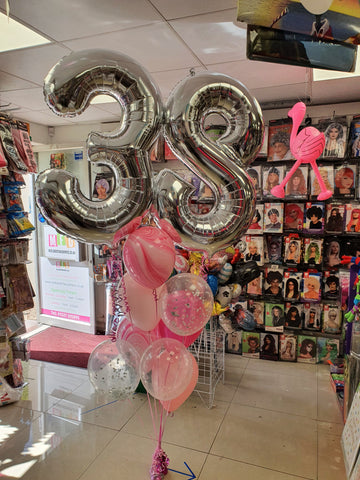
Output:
[{"left": 0, "top": 12, "right": 50, "bottom": 53}]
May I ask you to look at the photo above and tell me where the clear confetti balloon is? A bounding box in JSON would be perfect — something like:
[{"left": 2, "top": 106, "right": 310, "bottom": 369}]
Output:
[
  {"left": 88, "top": 339, "right": 140, "bottom": 399},
  {"left": 158, "top": 273, "right": 214, "bottom": 336}
]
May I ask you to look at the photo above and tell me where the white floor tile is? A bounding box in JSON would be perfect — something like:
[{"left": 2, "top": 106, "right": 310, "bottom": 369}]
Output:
[
  {"left": 0, "top": 412, "right": 117, "bottom": 480},
  {"left": 233, "top": 368, "right": 317, "bottom": 417},
  {"left": 78, "top": 431, "right": 207, "bottom": 480},
  {"left": 318, "top": 430, "right": 346, "bottom": 480},
  {"left": 199, "top": 454, "right": 310, "bottom": 480},
  {"left": 1, "top": 356, "right": 347, "bottom": 479},
  {"left": 225, "top": 353, "right": 249, "bottom": 369},
  {"left": 211, "top": 403, "right": 317, "bottom": 479},
  {"left": 0, "top": 405, "right": 41, "bottom": 446},
  {"left": 317, "top": 376, "right": 344, "bottom": 424},
  {"left": 247, "top": 358, "right": 317, "bottom": 379},
  {"left": 123, "top": 395, "right": 229, "bottom": 452}
]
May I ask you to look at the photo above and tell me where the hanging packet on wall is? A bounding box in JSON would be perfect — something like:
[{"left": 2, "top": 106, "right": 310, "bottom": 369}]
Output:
[{"left": 3, "top": 185, "right": 24, "bottom": 211}]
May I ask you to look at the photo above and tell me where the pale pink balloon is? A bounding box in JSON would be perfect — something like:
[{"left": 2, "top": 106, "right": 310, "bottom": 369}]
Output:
[
  {"left": 140, "top": 338, "right": 193, "bottom": 401},
  {"left": 120, "top": 274, "right": 160, "bottom": 332},
  {"left": 123, "top": 226, "right": 175, "bottom": 289},
  {"left": 160, "top": 354, "right": 198, "bottom": 412},
  {"left": 154, "top": 320, "right": 202, "bottom": 348}
]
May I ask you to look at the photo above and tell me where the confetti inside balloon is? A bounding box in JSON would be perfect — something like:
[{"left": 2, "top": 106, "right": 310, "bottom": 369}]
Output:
[
  {"left": 88, "top": 339, "right": 140, "bottom": 400},
  {"left": 158, "top": 273, "right": 214, "bottom": 336}
]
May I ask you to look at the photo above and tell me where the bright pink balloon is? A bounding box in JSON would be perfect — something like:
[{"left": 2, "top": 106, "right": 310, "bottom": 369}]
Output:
[
  {"left": 112, "top": 216, "right": 142, "bottom": 247},
  {"left": 158, "top": 218, "right": 182, "bottom": 243},
  {"left": 121, "top": 273, "right": 160, "bottom": 332},
  {"left": 154, "top": 320, "right": 202, "bottom": 348},
  {"left": 140, "top": 338, "right": 194, "bottom": 401},
  {"left": 123, "top": 226, "right": 175, "bottom": 289},
  {"left": 160, "top": 354, "right": 198, "bottom": 412}
]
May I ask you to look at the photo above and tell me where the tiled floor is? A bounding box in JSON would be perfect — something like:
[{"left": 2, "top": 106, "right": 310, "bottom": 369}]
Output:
[{"left": 0, "top": 355, "right": 346, "bottom": 479}]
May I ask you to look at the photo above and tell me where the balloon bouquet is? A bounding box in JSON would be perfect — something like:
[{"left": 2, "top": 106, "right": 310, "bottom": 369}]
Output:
[{"left": 35, "top": 49, "right": 264, "bottom": 479}]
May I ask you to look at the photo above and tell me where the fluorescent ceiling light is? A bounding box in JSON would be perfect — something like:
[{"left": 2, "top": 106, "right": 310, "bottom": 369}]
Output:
[
  {"left": 90, "top": 95, "right": 117, "bottom": 105},
  {"left": 313, "top": 47, "right": 360, "bottom": 81},
  {"left": 0, "top": 12, "right": 50, "bottom": 52}
]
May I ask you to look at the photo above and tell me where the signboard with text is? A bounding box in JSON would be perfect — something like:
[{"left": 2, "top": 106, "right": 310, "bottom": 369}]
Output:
[
  {"left": 44, "top": 225, "right": 82, "bottom": 262},
  {"left": 39, "top": 257, "right": 91, "bottom": 325}
]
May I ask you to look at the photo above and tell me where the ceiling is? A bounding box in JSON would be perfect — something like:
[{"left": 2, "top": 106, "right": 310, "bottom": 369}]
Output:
[{"left": 0, "top": 0, "right": 359, "bottom": 128}]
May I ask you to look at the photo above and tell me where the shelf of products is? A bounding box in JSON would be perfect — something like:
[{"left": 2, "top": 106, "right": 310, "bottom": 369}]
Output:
[
  {"left": 217, "top": 112, "right": 360, "bottom": 366},
  {"left": 0, "top": 113, "right": 36, "bottom": 406}
]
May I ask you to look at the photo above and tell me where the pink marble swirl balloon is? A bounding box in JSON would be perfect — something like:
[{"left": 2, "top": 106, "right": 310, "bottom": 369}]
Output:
[
  {"left": 123, "top": 226, "right": 175, "bottom": 289},
  {"left": 116, "top": 317, "right": 156, "bottom": 358}
]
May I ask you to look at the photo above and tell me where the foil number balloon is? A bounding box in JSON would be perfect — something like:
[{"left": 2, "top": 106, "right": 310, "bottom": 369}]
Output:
[
  {"left": 36, "top": 50, "right": 264, "bottom": 250},
  {"left": 155, "top": 72, "right": 264, "bottom": 255},
  {"left": 35, "top": 49, "right": 162, "bottom": 245}
]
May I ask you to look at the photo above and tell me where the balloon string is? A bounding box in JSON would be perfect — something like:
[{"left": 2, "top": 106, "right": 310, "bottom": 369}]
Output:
[
  {"left": 158, "top": 405, "right": 164, "bottom": 448},
  {"left": 147, "top": 392, "right": 158, "bottom": 441},
  {"left": 149, "top": 401, "right": 170, "bottom": 479},
  {"left": 159, "top": 405, "right": 170, "bottom": 446}
]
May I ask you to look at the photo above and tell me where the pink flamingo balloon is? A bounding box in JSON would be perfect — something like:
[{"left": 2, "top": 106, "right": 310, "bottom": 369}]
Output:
[{"left": 271, "top": 102, "right": 333, "bottom": 201}]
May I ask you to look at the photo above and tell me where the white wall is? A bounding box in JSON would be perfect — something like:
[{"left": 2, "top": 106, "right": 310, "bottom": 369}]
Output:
[
  {"left": 29, "top": 102, "right": 360, "bottom": 151},
  {"left": 30, "top": 122, "right": 119, "bottom": 151}
]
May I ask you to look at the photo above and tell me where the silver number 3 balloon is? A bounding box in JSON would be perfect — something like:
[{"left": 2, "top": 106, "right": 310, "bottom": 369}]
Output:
[
  {"left": 35, "top": 50, "right": 264, "bottom": 252},
  {"left": 35, "top": 49, "right": 162, "bottom": 245},
  {"left": 155, "top": 72, "right": 264, "bottom": 255}
]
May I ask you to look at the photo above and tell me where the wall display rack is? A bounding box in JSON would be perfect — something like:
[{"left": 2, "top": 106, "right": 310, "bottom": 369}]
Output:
[
  {"left": 221, "top": 112, "right": 360, "bottom": 365},
  {"left": 0, "top": 113, "right": 36, "bottom": 405}
]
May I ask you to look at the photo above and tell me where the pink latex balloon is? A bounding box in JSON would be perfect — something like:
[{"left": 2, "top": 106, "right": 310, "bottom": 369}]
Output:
[
  {"left": 160, "top": 353, "right": 198, "bottom": 412},
  {"left": 140, "top": 338, "right": 193, "bottom": 401},
  {"left": 154, "top": 320, "right": 202, "bottom": 348},
  {"left": 116, "top": 317, "right": 156, "bottom": 358},
  {"left": 112, "top": 216, "right": 143, "bottom": 247},
  {"left": 174, "top": 254, "right": 189, "bottom": 273},
  {"left": 120, "top": 273, "right": 160, "bottom": 332},
  {"left": 123, "top": 226, "right": 175, "bottom": 289},
  {"left": 159, "top": 273, "right": 214, "bottom": 336},
  {"left": 158, "top": 218, "right": 182, "bottom": 243}
]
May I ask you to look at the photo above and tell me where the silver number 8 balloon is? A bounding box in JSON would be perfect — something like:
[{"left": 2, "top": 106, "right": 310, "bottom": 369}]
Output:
[
  {"left": 155, "top": 72, "right": 264, "bottom": 254},
  {"left": 35, "top": 50, "right": 264, "bottom": 252}
]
